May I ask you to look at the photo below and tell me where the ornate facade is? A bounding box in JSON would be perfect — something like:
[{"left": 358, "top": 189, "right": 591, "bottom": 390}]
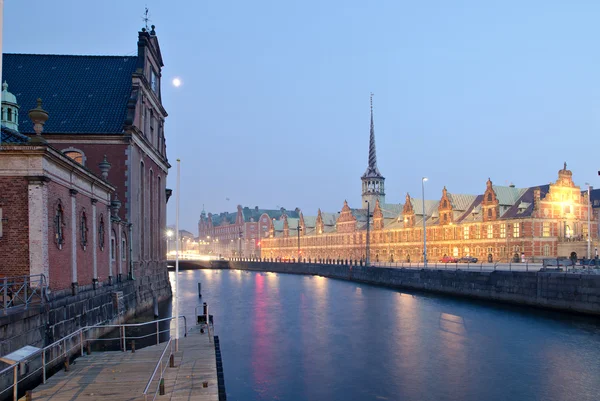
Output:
[{"left": 261, "top": 100, "right": 597, "bottom": 262}]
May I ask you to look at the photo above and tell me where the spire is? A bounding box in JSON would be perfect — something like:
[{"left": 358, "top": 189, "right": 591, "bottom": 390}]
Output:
[{"left": 362, "top": 93, "right": 383, "bottom": 179}]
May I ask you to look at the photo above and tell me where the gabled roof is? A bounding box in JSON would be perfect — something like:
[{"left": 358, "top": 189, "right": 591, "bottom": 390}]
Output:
[
  {"left": 0, "top": 125, "right": 29, "bottom": 143},
  {"left": 3, "top": 53, "right": 138, "bottom": 134}
]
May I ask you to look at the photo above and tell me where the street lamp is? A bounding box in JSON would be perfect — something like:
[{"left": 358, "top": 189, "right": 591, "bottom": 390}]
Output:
[
  {"left": 422, "top": 178, "right": 428, "bottom": 267},
  {"left": 586, "top": 182, "right": 592, "bottom": 259},
  {"left": 297, "top": 220, "right": 303, "bottom": 261},
  {"left": 364, "top": 200, "right": 371, "bottom": 266}
]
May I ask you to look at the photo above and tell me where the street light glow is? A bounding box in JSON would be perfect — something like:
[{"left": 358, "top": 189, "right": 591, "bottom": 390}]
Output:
[{"left": 166, "top": 230, "right": 173, "bottom": 238}]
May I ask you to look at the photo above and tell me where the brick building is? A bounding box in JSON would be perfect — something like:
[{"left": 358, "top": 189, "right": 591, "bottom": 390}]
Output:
[
  {"left": 261, "top": 100, "right": 598, "bottom": 263},
  {"left": 0, "top": 91, "right": 129, "bottom": 292},
  {"left": 198, "top": 206, "right": 300, "bottom": 258},
  {"left": 0, "top": 26, "right": 170, "bottom": 293}
]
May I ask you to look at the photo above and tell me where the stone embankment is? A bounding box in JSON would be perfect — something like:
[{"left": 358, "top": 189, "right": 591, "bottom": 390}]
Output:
[{"left": 226, "top": 261, "right": 600, "bottom": 316}]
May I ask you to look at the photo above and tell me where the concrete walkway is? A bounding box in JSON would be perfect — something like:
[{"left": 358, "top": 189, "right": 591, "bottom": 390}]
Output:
[{"left": 23, "top": 327, "right": 218, "bottom": 401}]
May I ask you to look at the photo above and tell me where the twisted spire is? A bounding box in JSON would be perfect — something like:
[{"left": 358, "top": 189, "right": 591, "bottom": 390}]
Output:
[{"left": 362, "top": 93, "right": 383, "bottom": 179}]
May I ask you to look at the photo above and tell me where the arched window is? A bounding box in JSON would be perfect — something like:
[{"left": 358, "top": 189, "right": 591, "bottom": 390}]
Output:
[
  {"left": 80, "top": 210, "right": 88, "bottom": 249},
  {"left": 442, "top": 199, "right": 447, "bottom": 208},
  {"left": 487, "top": 209, "right": 492, "bottom": 218},
  {"left": 98, "top": 214, "right": 105, "bottom": 251},
  {"left": 54, "top": 202, "right": 65, "bottom": 249},
  {"left": 487, "top": 193, "right": 492, "bottom": 202},
  {"left": 7, "top": 108, "right": 12, "bottom": 122}
]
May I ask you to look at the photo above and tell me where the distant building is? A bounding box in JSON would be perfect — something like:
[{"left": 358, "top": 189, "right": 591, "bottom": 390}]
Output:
[
  {"left": 0, "top": 26, "right": 170, "bottom": 294},
  {"left": 198, "top": 206, "right": 301, "bottom": 258},
  {"left": 262, "top": 99, "right": 597, "bottom": 262}
]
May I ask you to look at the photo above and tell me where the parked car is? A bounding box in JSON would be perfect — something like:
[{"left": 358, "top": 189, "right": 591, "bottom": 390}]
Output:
[
  {"left": 458, "top": 256, "right": 478, "bottom": 263},
  {"left": 439, "top": 255, "right": 458, "bottom": 263}
]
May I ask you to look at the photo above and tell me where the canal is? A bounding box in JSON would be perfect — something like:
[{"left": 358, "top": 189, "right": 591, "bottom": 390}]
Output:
[{"left": 168, "top": 269, "right": 600, "bottom": 401}]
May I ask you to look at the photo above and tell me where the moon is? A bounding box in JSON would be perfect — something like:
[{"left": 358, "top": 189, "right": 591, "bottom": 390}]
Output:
[{"left": 172, "top": 77, "right": 182, "bottom": 87}]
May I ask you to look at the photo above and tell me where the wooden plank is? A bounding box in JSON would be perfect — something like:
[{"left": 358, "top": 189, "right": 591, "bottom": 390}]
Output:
[{"left": 22, "top": 327, "right": 219, "bottom": 401}]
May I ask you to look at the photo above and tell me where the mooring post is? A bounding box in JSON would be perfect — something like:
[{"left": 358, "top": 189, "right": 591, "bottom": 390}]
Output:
[
  {"left": 131, "top": 340, "right": 135, "bottom": 353},
  {"left": 153, "top": 296, "right": 159, "bottom": 318},
  {"left": 159, "top": 378, "right": 165, "bottom": 395},
  {"left": 64, "top": 357, "right": 70, "bottom": 372},
  {"left": 198, "top": 282, "right": 202, "bottom": 297},
  {"left": 25, "top": 390, "right": 32, "bottom": 401},
  {"left": 169, "top": 353, "right": 175, "bottom": 368}
]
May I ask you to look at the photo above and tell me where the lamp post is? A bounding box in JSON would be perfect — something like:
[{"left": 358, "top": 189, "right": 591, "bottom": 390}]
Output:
[
  {"left": 297, "top": 220, "right": 303, "bottom": 261},
  {"left": 586, "top": 183, "right": 592, "bottom": 259},
  {"left": 239, "top": 229, "right": 243, "bottom": 259},
  {"left": 422, "top": 177, "right": 428, "bottom": 267},
  {"left": 365, "top": 200, "right": 371, "bottom": 266}
]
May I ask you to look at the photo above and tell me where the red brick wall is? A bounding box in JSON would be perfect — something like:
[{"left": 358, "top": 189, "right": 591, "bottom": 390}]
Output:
[
  {"left": 54, "top": 143, "right": 129, "bottom": 221},
  {"left": 47, "top": 181, "right": 72, "bottom": 290},
  {"left": 0, "top": 177, "right": 30, "bottom": 277}
]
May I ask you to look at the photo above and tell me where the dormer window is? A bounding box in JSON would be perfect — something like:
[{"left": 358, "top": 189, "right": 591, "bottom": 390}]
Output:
[{"left": 64, "top": 150, "right": 84, "bottom": 165}]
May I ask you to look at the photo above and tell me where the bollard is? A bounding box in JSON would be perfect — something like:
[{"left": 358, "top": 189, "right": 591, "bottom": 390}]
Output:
[
  {"left": 131, "top": 340, "right": 135, "bottom": 353},
  {"left": 169, "top": 353, "right": 175, "bottom": 368},
  {"left": 159, "top": 378, "right": 165, "bottom": 395},
  {"left": 86, "top": 342, "right": 91, "bottom": 355},
  {"left": 25, "top": 390, "right": 32, "bottom": 401},
  {"left": 64, "top": 358, "right": 70, "bottom": 372},
  {"left": 202, "top": 381, "right": 208, "bottom": 388},
  {"left": 198, "top": 282, "right": 202, "bottom": 298},
  {"left": 153, "top": 296, "right": 159, "bottom": 318},
  {"left": 203, "top": 302, "right": 208, "bottom": 316}
]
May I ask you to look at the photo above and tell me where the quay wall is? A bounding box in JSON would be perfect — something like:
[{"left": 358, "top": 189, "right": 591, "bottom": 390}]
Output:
[
  {"left": 227, "top": 261, "right": 600, "bottom": 316},
  {"left": 0, "top": 270, "right": 172, "bottom": 356}
]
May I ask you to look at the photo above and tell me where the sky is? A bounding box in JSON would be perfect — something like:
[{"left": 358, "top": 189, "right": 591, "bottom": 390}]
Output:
[{"left": 4, "top": 1, "right": 600, "bottom": 233}]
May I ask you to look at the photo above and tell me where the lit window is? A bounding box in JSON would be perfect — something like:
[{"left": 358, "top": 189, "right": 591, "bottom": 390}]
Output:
[
  {"left": 513, "top": 224, "right": 520, "bottom": 238},
  {"left": 543, "top": 245, "right": 550, "bottom": 256},
  {"left": 463, "top": 226, "right": 469, "bottom": 240},
  {"left": 64, "top": 151, "right": 84, "bottom": 165},
  {"left": 500, "top": 223, "right": 506, "bottom": 238},
  {"left": 543, "top": 222, "right": 550, "bottom": 237},
  {"left": 487, "top": 225, "right": 493, "bottom": 239}
]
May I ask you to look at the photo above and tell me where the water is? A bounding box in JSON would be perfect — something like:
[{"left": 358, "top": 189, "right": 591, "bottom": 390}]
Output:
[{"left": 169, "top": 269, "right": 600, "bottom": 401}]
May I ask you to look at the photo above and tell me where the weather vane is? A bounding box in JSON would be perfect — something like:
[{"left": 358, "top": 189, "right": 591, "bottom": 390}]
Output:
[{"left": 142, "top": 7, "right": 151, "bottom": 30}]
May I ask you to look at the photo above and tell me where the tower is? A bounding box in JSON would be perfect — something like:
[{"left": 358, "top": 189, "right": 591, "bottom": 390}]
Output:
[
  {"left": 1, "top": 81, "right": 20, "bottom": 131},
  {"left": 361, "top": 93, "right": 385, "bottom": 207}
]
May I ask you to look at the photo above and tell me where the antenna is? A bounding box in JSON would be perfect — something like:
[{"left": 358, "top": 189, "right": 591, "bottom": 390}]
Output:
[{"left": 142, "top": 7, "right": 151, "bottom": 30}]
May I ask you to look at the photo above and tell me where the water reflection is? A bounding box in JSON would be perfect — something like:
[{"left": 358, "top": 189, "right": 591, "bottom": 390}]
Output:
[{"left": 169, "top": 270, "right": 600, "bottom": 401}]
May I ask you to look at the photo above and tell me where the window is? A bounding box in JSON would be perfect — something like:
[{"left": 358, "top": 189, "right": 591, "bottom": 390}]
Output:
[
  {"left": 543, "top": 244, "right": 550, "bottom": 256},
  {"left": 463, "top": 226, "right": 469, "bottom": 240},
  {"left": 7, "top": 108, "right": 12, "bottom": 122},
  {"left": 487, "top": 193, "right": 492, "bottom": 202},
  {"left": 262, "top": 218, "right": 267, "bottom": 223},
  {"left": 443, "top": 214, "right": 447, "bottom": 222},
  {"left": 54, "top": 202, "right": 65, "bottom": 249},
  {"left": 583, "top": 224, "right": 589, "bottom": 239},
  {"left": 111, "top": 236, "right": 116, "bottom": 261},
  {"left": 80, "top": 210, "right": 88, "bottom": 249},
  {"left": 500, "top": 246, "right": 506, "bottom": 257},
  {"left": 64, "top": 151, "right": 84, "bottom": 165},
  {"left": 500, "top": 223, "right": 506, "bottom": 238},
  {"left": 98, "top": 215, "right": 105, "bottom": 251},
  {"left": 513, "top": 224, "right": 520, "bottom": 238},
  {"left": 453, "top": 247, "right": 459, "bottom": 257},
  {"left": 543, "top": 222, "right": 550, "bottom": 237},
  {"left": 121, "top": 235, "right": 127, "bottom": 261},
  {"left": 151, "top": 69, "right": 158, "bottom": 93},
  {"left": 487, "top": 225, "right": 493, "bottom": 239},
  {"left": 474, "top": 225, "right": 480, "bottom": 239},
  {"left": 564, "top": 205, "right": 571, "bottom": 214},
  {"left": 443, "top": 200, "right": 448, "bottom": 208},
  {"left": 487, "top": 209, "right": 492, "bottom": 218}
]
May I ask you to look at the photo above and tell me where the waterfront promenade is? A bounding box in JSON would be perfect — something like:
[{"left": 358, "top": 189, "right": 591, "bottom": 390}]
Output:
[{"left": 22, "top": 326, "right": 219, "bottom": 401}]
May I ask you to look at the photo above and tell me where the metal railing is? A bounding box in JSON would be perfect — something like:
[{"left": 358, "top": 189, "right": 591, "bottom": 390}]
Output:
[
  {"left": 0, "top": 315, "right": 187, "bottom": 401},
  {"left": 1, "top": 274, "right": 48, "bottom": 315},
  {"left": 143, "top": 337, "right": 174, "bottom": 401}
]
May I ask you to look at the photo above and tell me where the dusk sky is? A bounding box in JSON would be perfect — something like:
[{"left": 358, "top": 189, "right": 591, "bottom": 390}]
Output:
[{"left": 5, "top": 1, "right": 600, "bottom": 233}]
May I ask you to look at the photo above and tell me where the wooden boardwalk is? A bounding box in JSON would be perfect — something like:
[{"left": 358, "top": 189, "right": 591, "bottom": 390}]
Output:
[{"left": 24, "top": 327, "right": 219, "bottom": 401}]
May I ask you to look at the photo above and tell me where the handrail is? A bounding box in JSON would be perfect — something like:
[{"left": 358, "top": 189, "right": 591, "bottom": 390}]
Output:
[
  {"left": 143, "top": 337, "right": 173, "bottom": 401},
  {"left": 0, "top": 315, "right": 187, "bottom": 400},
  {"left": 1, "top": 274, "right": 48, "bottom": 315}
]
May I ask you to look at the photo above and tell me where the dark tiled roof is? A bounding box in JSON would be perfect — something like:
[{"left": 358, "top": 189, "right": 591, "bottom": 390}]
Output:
[
  {"left": 0, "top": 125, "right": 29, "bottom": 143},
  {"left": 3, "top": 53, "right": 137, "bottom": 134},
  {"left": 502, "top": 185, "right": 550, "bottom": 219},
  {"left": 590, "top": 189, "right": 600, "bottom": 209}
]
